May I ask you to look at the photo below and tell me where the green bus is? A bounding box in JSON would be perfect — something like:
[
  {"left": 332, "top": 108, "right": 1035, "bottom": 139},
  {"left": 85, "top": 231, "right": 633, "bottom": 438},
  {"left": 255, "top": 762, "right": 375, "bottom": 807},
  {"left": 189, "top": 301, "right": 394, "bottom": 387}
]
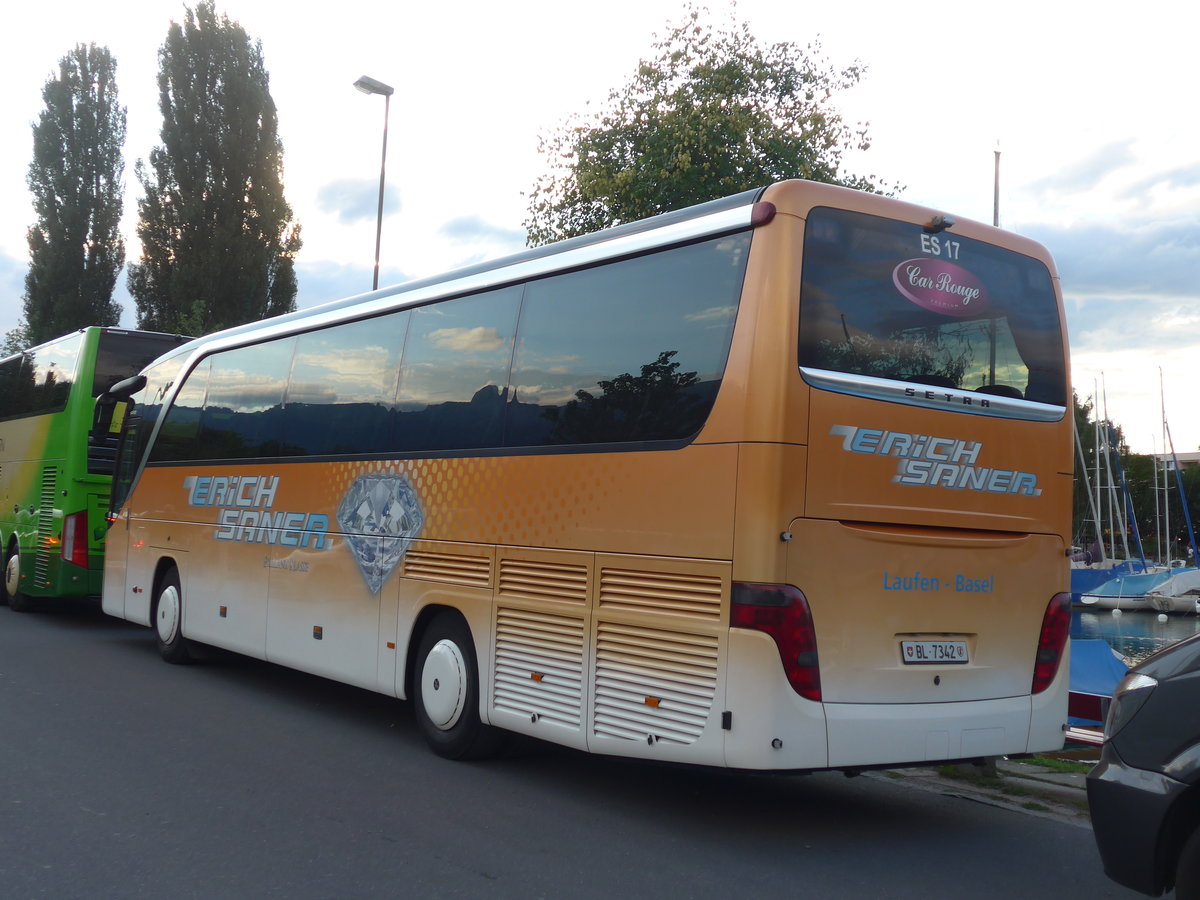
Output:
[{"left": 1, "top": 327, "right": 188, "bottom": 611}]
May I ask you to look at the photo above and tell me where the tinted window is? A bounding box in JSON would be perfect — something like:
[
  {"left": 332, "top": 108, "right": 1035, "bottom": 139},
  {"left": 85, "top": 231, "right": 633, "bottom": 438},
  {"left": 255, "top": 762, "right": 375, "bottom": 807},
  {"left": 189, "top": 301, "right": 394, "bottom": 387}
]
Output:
[
  {"left": 93, "top": 331, "right": 189, "bottom": 396},
  {"left": 151, "top": 359, "right": 210, "bottom": 462},
  {"left": 506, "top": 235, "right": 747, "bottom": 446},
  {"left": 798, "top": 207, "right": 1066, "bottom": 405},
  {"left": 282, "top": 313, "right": 408, "bottom": 455},
  {"left": 196, "top": 341, "right": 295, "bottom": 459},
  {"left": 142, "top": 233, "right": 751, "bottom": 463},
  {"left": 0, "top": 354, "right": 33, "bottom": 420},
  {"left": 394, "top": 287, "right": 521, "bottom": 452},
  {"left": 133, "top": 355, "right": 188, "bottom": 464},
  {"left": 0, "top": 334, "right": 84, "bottom": 420}
]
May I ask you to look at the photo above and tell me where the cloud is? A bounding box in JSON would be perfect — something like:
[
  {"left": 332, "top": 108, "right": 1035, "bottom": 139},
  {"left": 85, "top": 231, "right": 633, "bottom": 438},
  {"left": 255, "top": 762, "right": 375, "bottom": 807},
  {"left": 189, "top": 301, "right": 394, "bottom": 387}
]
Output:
[
  {"left": 315, "top": 178, "right": 401, "bottom": 226},
  {"left": 428, "top": 326, "right": 506, "bottom": 353},
  {"left": 1026, "top": 217, "right": 1200, "bottom": 298},
  {"left": 439, "top": 215, "right": 525, "bottom": 247},
  {"left": 292, "top": 259, "right": 414, "bottom": 311},
  {"left": 685, "top": 305, "right": 735, "bottom": 325},
  {"left": 1120, "top": 163, "right": 1200, "bottom": 202},
  {"left": 1025, "top": 140, "right": 1138, "bottom": 196}
]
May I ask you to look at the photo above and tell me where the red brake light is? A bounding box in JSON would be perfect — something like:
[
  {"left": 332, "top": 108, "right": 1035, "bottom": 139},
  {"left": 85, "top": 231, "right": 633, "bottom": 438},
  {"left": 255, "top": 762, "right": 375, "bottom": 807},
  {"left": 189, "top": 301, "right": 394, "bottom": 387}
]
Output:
[
  {"left": 1032, "top": 593, "right": 1071, "bottom": 694},
  {"left": 62, "top": 511, "right": 90, "bottom": 569},
  {"left": 731, "top": 583, "right": 821, "bottom": 701}
]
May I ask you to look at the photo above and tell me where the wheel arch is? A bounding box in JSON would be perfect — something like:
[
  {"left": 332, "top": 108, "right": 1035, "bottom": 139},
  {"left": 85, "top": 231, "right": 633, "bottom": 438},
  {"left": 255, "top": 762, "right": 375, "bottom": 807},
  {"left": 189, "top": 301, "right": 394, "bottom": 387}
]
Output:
[{"left": 151, "top": 556, "right": 181, "bottom": 601}]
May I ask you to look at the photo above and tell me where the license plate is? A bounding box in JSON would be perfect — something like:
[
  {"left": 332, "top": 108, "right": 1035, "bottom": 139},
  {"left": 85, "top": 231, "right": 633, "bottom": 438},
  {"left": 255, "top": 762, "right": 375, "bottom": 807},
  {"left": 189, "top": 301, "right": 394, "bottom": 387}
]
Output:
[{"left": 901, "top": 640, "right": 969, "bottom": 665}]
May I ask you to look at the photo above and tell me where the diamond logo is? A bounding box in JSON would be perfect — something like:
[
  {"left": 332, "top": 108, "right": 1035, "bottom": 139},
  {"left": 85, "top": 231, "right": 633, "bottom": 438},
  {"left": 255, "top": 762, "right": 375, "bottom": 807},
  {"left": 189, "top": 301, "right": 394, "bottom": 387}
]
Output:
[{"left": 336, "top": 473, "right": 425, "bottom": 593}]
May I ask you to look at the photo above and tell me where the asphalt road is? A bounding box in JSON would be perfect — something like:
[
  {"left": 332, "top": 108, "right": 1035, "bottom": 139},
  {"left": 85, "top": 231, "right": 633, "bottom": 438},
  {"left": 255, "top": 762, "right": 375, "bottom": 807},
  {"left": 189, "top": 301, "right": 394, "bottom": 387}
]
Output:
[{"left": 0, "top": 600, "right": 1144, "bottom": 899}]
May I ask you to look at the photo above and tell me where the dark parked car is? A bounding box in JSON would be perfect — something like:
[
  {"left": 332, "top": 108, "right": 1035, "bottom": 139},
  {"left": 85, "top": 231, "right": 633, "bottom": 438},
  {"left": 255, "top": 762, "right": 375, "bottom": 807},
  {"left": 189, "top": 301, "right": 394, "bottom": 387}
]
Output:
[{"left": 1087, "top": 632, "right": 1200, "bottom": 898}]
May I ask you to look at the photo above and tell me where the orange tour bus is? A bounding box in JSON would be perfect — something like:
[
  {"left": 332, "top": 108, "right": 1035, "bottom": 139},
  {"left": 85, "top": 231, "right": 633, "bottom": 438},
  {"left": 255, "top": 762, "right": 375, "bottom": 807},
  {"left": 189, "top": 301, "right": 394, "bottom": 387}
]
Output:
[{"left": 100, "top": 179, "right": 1072, "bottom": 769}]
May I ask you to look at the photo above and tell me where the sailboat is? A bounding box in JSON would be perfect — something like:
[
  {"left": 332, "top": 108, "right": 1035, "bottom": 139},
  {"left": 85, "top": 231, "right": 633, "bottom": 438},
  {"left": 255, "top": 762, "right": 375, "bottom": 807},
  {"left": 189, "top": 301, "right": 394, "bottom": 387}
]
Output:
[
  {"left": 1147, "top": 569, "right": 1200, "bottom": 615},
  {"left": 1080, "top": 385, "right": 1199, "bottom": 611},
  {"left": 1071, "top": 405, "right": 1154, "bottom": 605}
]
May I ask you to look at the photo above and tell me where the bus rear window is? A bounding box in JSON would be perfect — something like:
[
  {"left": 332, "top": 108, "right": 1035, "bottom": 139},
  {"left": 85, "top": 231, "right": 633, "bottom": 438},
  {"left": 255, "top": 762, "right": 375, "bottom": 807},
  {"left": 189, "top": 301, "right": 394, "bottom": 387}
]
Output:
[
  {"left": 797, "top": 207, "right": 1066, "bottom": 407},
  {"left": 93, "top": 331, "right": 189, "bottom": 396}
]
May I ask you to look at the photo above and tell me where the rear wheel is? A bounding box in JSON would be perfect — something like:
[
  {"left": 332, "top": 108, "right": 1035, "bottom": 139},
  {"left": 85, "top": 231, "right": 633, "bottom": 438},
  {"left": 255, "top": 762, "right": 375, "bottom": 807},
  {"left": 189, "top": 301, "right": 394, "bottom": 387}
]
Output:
[
  {"left": 1177, "top": 825, "right": 1200, "bottom": 900},
  {"left": 413, "top": 611, "right": 504, "bottom": 760},
  {"left": 3, "top": 544, "right": 34, "bottom": 612},
  {"left": 154, "top": 568, "right": 192, "bottom": 664}
]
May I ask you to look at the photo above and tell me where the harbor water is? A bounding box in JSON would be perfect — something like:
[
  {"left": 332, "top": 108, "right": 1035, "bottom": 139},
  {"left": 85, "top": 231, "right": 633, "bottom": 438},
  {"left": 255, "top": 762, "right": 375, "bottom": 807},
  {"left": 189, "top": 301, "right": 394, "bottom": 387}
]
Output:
[{"left": 1073, "top": 608, "right": 1200, "bottom": 666}]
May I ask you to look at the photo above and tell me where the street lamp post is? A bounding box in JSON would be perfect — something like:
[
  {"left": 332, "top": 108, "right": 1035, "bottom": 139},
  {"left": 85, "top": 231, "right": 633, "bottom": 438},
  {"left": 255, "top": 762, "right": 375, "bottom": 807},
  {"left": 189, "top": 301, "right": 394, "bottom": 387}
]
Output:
[{"left": 354, "top": 75, "right": 394, "bottom": 291}]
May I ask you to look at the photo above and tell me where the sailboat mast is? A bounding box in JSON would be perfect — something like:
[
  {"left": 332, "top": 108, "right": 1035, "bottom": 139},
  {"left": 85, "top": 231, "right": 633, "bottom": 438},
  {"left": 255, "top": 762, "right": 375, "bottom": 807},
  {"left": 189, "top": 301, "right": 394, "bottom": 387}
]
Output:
[
  {"left": 1165, "top": 419, "right": 1200, "bottom": 566},
  {"left": 1161, "top": 369, "right": 1171, "bottom": 564},
  {"left": 1101, "top": 378, "right": 1131, "bottom": 561}
]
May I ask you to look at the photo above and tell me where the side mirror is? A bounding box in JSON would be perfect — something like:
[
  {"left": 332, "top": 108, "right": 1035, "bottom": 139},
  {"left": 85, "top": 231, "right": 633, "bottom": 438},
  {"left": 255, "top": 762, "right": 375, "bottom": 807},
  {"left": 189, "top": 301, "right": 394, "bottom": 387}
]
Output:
[{"left": 94, "top": 374, "right": 147, "bottom": 433}]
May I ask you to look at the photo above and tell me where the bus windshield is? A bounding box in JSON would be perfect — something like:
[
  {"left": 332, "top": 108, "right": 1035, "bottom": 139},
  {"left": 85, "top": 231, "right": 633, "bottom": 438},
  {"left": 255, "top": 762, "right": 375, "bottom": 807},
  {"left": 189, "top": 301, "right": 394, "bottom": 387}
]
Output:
[{"left": 798, "top": 206, "right": 1066, "bottom": 407}]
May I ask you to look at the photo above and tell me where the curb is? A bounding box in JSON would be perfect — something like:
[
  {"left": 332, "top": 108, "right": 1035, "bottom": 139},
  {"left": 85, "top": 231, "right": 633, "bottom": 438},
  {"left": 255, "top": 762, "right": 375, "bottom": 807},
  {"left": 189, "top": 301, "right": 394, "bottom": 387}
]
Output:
[{"left": 874, "top": 758, "right": 1093, "bottom": 828}]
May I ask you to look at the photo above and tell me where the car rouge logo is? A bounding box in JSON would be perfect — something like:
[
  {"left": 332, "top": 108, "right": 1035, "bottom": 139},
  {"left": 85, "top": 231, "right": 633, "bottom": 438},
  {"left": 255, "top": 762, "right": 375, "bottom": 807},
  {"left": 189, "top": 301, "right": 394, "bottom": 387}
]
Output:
[{"left": 892, "top": 259, "right": 988, "bottom": 317}]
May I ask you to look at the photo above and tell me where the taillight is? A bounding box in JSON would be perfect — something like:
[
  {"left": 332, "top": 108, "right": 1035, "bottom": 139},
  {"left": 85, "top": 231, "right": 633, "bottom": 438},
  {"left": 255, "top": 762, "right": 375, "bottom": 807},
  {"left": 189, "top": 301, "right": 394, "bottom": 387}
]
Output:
[
  {"left": 731, "top": 583, "right": 821, "bottom": 701},
  {"left": 1032, "top": 592, "right": 1071, "bottom": 694},
  {"left": 62, "top": 511, "right": 90, "bottom": 569}
]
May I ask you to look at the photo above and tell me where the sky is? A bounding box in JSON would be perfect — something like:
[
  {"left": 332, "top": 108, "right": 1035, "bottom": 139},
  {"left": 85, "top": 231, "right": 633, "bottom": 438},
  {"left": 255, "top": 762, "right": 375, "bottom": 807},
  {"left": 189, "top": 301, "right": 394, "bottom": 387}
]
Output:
[{"left": 1, "top": 0, "right": 1197, "bottom": 455}]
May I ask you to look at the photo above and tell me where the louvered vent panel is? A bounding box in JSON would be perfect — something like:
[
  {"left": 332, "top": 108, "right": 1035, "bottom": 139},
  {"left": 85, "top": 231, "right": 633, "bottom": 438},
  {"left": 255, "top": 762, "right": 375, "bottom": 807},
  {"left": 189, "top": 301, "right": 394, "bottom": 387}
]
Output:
[
  {"left": 401, "top": 550, "right": 491, "bottom": 588},
  {"left": 494, "top": 607, "right": 585, "bottom": 729},
  {"left": 34, "top": 467, "right": 59, "bottom": 587},
  {"left": 598, "top": 568, "right": 723, "bottom": 619},
  {"left": 498, "top": 558, "right": 588, "bottom": 605},
  {"left": 593, "top": 622, "right": 718, "bottom": 745}
]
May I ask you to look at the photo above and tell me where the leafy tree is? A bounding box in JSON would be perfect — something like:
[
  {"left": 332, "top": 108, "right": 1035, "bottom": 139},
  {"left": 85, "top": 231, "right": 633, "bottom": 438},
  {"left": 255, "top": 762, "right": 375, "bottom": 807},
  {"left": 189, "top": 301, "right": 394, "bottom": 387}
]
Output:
[
  {"left": 2, "top": 325, "right": 32, "bottom": 357},
  {"left": 525, "top": 4, "right": 897, "bottom": 246},
  {"left": 129, "top": 0, "right": 301, "bottom": 335},
  {"left": 22, "top": 43, "right": 126, "bottom": 345}
]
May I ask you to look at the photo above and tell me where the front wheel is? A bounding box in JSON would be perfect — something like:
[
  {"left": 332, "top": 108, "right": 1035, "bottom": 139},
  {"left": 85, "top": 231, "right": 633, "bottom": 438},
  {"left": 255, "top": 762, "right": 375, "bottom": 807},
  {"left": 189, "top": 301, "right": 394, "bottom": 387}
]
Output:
[
  {"left": 413, "top": 611, "right": 504, "bottom": 760},
  {"left": 3, "top": 545, "right": 34, "bottom": 613},
  {"left": 154, "top": 568, "right": 192, "bottom": 664},
  {"left": 1177, "top": 825, "right": 1200, "bottom": 900}
]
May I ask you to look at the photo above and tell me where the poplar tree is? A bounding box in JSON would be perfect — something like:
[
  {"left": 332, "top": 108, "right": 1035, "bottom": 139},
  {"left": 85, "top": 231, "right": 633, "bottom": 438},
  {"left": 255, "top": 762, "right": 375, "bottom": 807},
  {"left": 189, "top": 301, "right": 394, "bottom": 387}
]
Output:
[
  {"left": 22, "top": 43, "right": 126, "bottom": 345},
  {"left": 129, "top": 0, "right": 301, "bottom": 335},
  {"left": 526, "top": 5, "right": 898, "bottom": 246}
]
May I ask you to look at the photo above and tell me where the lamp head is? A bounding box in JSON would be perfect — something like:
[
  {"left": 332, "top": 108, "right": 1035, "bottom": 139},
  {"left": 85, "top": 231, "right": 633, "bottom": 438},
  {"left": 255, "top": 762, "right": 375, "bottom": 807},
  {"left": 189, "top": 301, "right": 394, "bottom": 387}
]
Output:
[{"left": 354, "top": 75, "right": 394, "bottom": 97}]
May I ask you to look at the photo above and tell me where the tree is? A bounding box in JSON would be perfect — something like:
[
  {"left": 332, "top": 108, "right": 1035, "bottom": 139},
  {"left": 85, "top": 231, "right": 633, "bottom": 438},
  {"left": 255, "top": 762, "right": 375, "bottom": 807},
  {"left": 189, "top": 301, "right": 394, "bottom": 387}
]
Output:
[
  {"left": 22, "top": 43, "right": 126, "bottom": 345},
  {"left": 525, "top": 4, "right": 898, "bottom": 246},
  {"left": 2, "top": 325, "right": 32, "bottom": 357},
  {"left": 128, "top": 0, "right": 301, "bottom": 335}
]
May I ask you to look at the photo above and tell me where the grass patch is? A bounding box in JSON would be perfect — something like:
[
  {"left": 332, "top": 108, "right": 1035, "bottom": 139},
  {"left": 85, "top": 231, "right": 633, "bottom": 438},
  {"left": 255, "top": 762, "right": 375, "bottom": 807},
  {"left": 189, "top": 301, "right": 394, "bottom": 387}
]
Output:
[
  {"left": 1021, "top": 801, "right": 1051, "bottom": 813},
  {"left": 1026, "top": 755, "right": 1093, "bottom": 775}
]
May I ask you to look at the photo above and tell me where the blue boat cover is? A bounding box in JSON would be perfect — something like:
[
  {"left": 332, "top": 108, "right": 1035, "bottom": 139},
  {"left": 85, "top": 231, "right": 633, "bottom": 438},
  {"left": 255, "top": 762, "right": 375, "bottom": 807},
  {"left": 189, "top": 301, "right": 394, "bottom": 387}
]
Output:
[{"left": 1069, "top": 639, "right": 1129, "bottom": 725}]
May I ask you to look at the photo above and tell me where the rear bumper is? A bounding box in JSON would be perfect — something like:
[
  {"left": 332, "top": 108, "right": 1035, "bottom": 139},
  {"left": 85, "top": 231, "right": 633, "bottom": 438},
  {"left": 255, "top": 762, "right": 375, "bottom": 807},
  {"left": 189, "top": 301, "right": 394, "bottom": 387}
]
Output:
[
  {"left": 1087, "top": 745, "right": 1186, "bottom": 895},
  {"left": 723, "top": 629, "right": 1067, "bottom": 770},
  {"left": 17, "top": 550, "right": 97, "bottom": 600}
]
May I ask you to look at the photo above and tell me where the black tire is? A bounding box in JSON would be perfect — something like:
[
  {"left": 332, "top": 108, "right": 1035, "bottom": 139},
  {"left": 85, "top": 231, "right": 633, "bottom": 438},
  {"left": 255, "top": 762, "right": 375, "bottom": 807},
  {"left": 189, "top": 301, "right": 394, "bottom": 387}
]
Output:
[
  {"left": 153, "top": 567, "right": 192, "bottom": 664},
  {"left": 1178, "top": 824, "right": 1200, "bottom": 900},
  {"left": 3, "top": 543, "right": 35, "bottom": 613},
  {"left": 413, "top": 611, "right": 504, "bottom": 760}
]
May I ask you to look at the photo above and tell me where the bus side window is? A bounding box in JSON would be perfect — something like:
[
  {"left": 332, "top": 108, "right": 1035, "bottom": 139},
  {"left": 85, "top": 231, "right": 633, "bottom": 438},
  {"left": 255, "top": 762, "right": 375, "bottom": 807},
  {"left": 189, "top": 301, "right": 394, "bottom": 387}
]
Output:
[
  {"left": 151, "top": 360, "right": 210, "bottom": 462},
  {"left": 394, "top": 288, "right": 521, "bottom": 454},
  {"left": 195, "top": 341, "right": 295, "bottom": 461},
  {"left": 281, "top": 313, "right": 408, "bottom": 457},
  {"left": 507, "top": 235, "right": 746, "bottom": 447}
]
